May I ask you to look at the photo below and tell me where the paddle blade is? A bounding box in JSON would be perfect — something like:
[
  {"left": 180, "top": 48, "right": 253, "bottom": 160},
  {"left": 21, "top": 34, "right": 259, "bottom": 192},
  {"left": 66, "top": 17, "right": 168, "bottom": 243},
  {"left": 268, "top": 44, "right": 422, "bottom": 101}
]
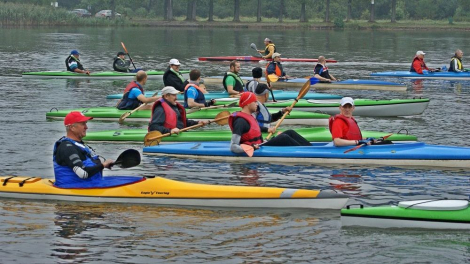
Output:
[
  {"left": 144, "top": 131, "right": 163, "bottom": 146},
  {"left": 121, "top": 42, "right": 128, "bottom": 53},
  {"left": 241, "top": 144, "right": 254, "bottom": 157},
  {"left": 267, "top": 74, "right": 279, "bottom": 83},
  {"left": 250, "top": 43, "right": 257, "bottom": 51},
  {"left": 118, "top": 112, "right": 131, "bottom": 123},
  {"left": 214, "top": 110, "right": 231, "bottom": 125},
  {"left": 114, "top": 149, "right": 141, "bottom": 168},
  {"left": 309, "top": 77, "right": 319, "bottom": 85}
]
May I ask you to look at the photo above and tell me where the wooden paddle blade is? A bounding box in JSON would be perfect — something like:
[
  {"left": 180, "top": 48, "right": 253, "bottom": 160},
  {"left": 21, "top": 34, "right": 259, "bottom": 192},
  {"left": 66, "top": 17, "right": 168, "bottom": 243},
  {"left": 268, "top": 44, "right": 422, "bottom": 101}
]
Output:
[
  {"left": 114, "top": 149, "right": 141, "bottom": 168},
  {"left": 267, "top": 74, "right": 279, "bottom": 82},
  {"left": 214, "top": 111, "right": 231, "bottom": 125},
  {"left": 144, "top": 131, "right": 163, "bottom": 146},
  {"left": 121, "top": 42, "right": 128, "bottom": 53},
  {"left": 241, "top": 144, "right": 254, "bottom": 157},
  {"left": 118, "top": 112, "right": 131, "bottom": 123}
]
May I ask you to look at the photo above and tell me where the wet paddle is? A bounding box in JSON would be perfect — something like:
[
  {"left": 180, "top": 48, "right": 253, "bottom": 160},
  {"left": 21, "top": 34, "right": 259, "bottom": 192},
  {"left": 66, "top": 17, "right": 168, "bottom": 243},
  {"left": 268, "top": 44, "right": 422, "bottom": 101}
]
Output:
[
  {"left": 250, "top": 43, "right": 263, "bottom": 57},
  {"left": 121, "top": 42, "right": 137, "bottom": 70},
  {"left": 343, "top": 134, "right": 394, "bottom": 154},
  {"left": 186, "top": 101, "right": 238, "bottom": 114},
  {"left": 144, "top": 110, "right": 231, "bottom": 146},
  {"left": 118, "top": 91, "right": 159, "bottom": 123},
  {"left": 109, "top": 149, "right": 141, "bottom": 169}
]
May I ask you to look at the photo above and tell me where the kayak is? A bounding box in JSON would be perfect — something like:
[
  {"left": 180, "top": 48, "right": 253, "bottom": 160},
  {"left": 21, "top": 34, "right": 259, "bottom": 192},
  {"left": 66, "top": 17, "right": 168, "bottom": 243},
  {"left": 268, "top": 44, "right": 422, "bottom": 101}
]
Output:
[
  {"left": 21, "top": 70, "right": 190, "bottom": 80},
  {"left": 215, "top": 98, "right": 430, "bottom": 117},
  {"left": 46, "top": 107, "right": 330, "bottom": 126},
  {"left": 341, "top": 199, "right": 470, "bottom": 229},
  {"left": 198, "top": 56, "right": 337, "bottom": 63},
  {"left": 143, "top": 142, "right": 470, "bottom": 169},
  {"left": 0, "top": 176, "right": 348, "bottom": 209},
  {"left": 370, "top": 70, "right": 470, "bottom": 80},
  {"left": 203, "top": 76, "right": 407, "bottom": 91},
  {"left": 83, "top": 127, "right": 418, "bottom": 143},
  {"left": 105, "top": 90, "right": 343, "bottom": 100}
]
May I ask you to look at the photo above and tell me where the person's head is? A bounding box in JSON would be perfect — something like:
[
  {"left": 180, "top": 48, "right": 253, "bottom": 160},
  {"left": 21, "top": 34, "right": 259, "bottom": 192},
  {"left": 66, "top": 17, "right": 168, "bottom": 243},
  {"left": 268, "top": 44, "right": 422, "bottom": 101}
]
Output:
[
  {"left": 253, "top": 83, "right": 271, "bottom": 103},
  {"left": 239, "top": 92, "right": 258, "bottom": 113},
  {"left": 135, "top": 70, "right": 148, "bottom": 85},
  {"left": 117, "top": 51, "right": 126, "bottom": 59},
  {"left": 252, "top": 67, "right": 263, "bottom": 79},
  {"left": 64, "top": 111, "right": 93, "bottom": 140},
  {"left": 318, "top": 56, "right": 326, "bottom": 64},
  {"left": 339, "top": 97, "right": 355, "bottom": 117},
  {"left": 455, "top": 49, "right": 463, "bottom": 59},
  {"left": 416, "top": 51, "right": 426, "bottom": 59},
  {"left": 229, "top": 60, "right": 240, "bottom": 74},
  {"left": 189, "top": 69, "right": 201, "bottom": 82},
  {"left": 161, "top": 86, "right": 180, "bottom": 105},
  {"left": 272, "top": 53, "right": 281, "bottom": 62},
  {"left": 264, "top": 38, "right": 272, "bottom": 45},
  {"left": 169, "top": 58, "right": 181, "bottom": 71},
  {"left": 71, "top": 50, "right": 80, "bottom": 58}
]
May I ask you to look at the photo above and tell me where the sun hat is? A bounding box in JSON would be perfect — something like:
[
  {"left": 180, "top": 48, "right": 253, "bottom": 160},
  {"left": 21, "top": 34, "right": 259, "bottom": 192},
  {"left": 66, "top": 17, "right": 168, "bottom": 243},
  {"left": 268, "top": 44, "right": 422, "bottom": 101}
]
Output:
[{"left": 64, "top": 111, "right": 92, "bottom": 126}]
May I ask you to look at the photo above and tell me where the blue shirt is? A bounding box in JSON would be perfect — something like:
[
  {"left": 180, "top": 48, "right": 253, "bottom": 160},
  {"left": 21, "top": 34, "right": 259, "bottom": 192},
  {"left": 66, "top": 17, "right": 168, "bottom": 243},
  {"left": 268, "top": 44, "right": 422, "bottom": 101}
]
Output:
[
  {"left": 185, "top": 86, "right": 199, "bottom": 101},
  {"left": 128, "top": 88, "right": 143, "bottom": 99}
]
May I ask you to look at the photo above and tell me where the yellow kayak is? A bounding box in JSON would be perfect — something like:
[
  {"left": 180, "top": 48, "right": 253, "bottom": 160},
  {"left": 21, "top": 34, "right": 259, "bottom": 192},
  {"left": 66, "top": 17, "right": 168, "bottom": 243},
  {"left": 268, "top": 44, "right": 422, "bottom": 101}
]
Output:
[{"left": 0, "top": 176, "right": 348, "bottom": 209}]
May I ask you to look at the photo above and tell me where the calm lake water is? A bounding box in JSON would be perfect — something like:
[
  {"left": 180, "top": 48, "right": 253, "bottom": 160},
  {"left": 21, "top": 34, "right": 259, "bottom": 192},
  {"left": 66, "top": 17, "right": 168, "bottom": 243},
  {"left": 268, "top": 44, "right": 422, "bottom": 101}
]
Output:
[{"left": 0, "top": 27, "right": 469, "bottom": 263}]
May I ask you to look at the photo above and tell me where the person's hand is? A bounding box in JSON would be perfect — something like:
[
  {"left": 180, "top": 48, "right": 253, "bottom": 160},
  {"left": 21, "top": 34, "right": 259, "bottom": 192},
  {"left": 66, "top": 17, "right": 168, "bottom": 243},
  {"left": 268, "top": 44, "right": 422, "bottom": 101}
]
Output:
[
  {"left": 198, "top": 120, "right": 209, "bottom": 126},
  {"left": 252, "top": 144, "right": 260, "bottom": 150},
  {"left": 85, "top": 70, "right": 90, "bottom": 75},
  {"left": 357, "top": 139, "right": 372, "bottom": 145},
  {"left": 170, "top": 128, "right": 180, "bottom": 134},
  {"left": 365, "top": 137, "right": 377, "bottom": 144},
  {"left": 102, "top": 159, "right": 114, "bottom": 169},
  {"left": 204, "top": 99, "right": 215, "bottom": 107},
  {"left": 268, "top": 127, "right": 276, "bottom": 134},
  {"left": 283, "top": 107, "right": 292, "bottom": 113}
]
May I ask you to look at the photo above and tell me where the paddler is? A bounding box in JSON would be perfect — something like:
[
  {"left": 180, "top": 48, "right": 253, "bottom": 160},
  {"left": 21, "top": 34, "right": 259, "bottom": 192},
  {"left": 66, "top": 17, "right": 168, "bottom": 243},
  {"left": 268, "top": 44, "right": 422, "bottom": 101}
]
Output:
[
  {"left": 149, "top": 86, "right": 208, "bottom": 134},
  {"left": 113, "top": 51, "right": 140, "bottom": 73},
  {"left": 116, "top": 70, "right": 159, "bottom": 110},
  {"left": 245, "top": 67, "right": 268, "bottom": 93},
  {"left": 223, "top": 60, "right": 244, "bottom": 96},
  {"left": 314, "top": 56, "right": 338, "bottom": 82},
  {"left": 163, "top": 58, "right": 188, "bottom": 92},
  {"left": 266, "top": 53, "right": 293, "bottom": 80},
  {"left": 253, "top": 84, "right": 291, "bottom": 133},
  {"left": 229, "top": 92, "right": 310, "bottom": 154},
  {"left": 257, "top": 38, "right": 276, "bottom": 59},
  {"left": 410, "top": 51, "right": 437, "bottom": 74},
  {"left": 183, "top": 69, "right": 215, "bottom": 108},
  {"left": 449, "top": 49, "right": 464, "bottom": 72},
  {"left": 65, "top": 50, "right": 90, "bottom": 75}
]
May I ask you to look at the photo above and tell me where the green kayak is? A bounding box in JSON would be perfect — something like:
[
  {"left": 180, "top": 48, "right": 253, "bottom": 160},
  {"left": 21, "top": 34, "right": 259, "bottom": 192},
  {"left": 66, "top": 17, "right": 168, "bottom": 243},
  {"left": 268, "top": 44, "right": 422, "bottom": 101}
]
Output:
[
  {"left": 46, "top": 107, "right": 330, "bottom": 126},
  {"left": 22, "top": 70, "right": 189, "bottom": 80},
  {"left": 83, "top": 127, "right": 417, "bottom": 143},
  {"left": 215, "top": 98, "right": 430, "bottom": 117}
]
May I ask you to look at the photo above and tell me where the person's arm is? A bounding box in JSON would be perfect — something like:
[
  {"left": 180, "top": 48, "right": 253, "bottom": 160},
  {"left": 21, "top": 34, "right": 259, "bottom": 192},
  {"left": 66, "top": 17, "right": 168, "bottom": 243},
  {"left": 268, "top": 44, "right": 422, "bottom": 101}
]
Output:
[
  {"left": 148, "top": 106, "right": 172, "bottom": 134},
  {"left": 137, "top": 94, "right": 159, "bottom": 104},
  {"left": 225, "top": 76, "right": 240, "bottom": 96},
  {"left": 55, "top": 141, "right": 108, "bottom": 179},
  {"left": 331, "top": 120, "right": 358, "bottom": 147},
  {"left": 329, "top": 73, "right": 337, "bottom": 81},
  {"left": 186, "top": 88, "right": 205, "bottom": 108},
  {"left": 166, "top": 74, "right": 186, "bottom": 92},
  {"left": 186, "top": 119, "right": 200, "bottom": 127}
]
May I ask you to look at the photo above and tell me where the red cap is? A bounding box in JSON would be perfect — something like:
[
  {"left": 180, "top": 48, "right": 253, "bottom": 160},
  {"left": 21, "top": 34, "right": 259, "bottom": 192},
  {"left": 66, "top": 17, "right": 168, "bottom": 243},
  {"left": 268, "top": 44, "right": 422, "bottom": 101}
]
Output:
[
  {"left": 64, "top": 111, "right": 93, "bottom": 126},
  {"left": 239, "top": 92, "right": 257, "bottom": 108}
]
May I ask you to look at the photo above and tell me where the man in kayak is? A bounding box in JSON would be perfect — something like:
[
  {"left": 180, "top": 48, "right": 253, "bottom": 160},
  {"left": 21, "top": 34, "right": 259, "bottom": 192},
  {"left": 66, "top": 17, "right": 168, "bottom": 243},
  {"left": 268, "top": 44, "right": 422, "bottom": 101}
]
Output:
[
  {"left": 229, "top": 92, "right": 310, "bottom": 154},
  {"left": 184, "top": 69, "right": 215, "bottom": 109},
  {"left": 410, "top": 51, "right": 437, "bottom": 74},
  {"left": 223, "top": 60, "right": 244, "bottom": 96},
  {"left": 117, "top": 70, "right": 159, "bottom": 110},
  {"left": 314, "top": 56, "right": 338, "bottom": 82},
  {"left": 253, "top": 84, "right": 291, "bottom": 133},
  {"left": 266, "top": 53, "right": 293, "bottom": 80},
  {"left": 245, "top": 67, "right": 271, "bottom": 92},
  {"left": 65, "top": 50, "right": 90, "bottom": 75},
  {"left": 449, "top": 49, "right": 464, "bottom": 72},
  {"left": 257, "top": 38, "right": 276, "bottom": 59},
  {"left": 149, "top": 86, "right": 208, "bottom": 134},
  {"left": 163, "top": 59, "right": 188, "bottom": 92},
  {"left": 113, "top": 51, "right": 140, "bottom": 73},
  {"left": 53, "top": 112, "right": 114, "bottom": 188}
]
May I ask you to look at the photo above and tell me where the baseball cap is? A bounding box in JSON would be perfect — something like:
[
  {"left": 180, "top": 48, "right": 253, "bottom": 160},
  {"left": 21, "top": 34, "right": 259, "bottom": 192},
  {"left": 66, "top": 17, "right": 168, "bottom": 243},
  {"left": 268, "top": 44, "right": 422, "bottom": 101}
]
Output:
[
  {"left": 254, "top": 83, "right": 271, "bottom": 96},
  {"left": 161, "top": 86, "right": 180, "bottom": 95},
  {"left": 272, "top": 52, "right": 281, "bottom": 58},
  {"left": 71, "top": 50, "right": 80, "bottom": 55},
  {"left": 239, "top": 92, "right": 257, "bottom": 107},
  {"left": 64, "top": 111, "right": 92, "bottom": 126},
  {"left": 169, "top": 59, "right": 181, "bottom": 66},
  {"left": 416, "top": 51, "right": 426, "bottom": 56},
  {"left": 117, "top": 51, "right": 126, "bottom": 56},
  {"left": 340, "top": 97, "right": 354, "bottom": 106},
  {"left": 264, "top": 38, "right": 271, "bottom": 42},
  {"left": 252, "top": 67, "right": 263, "bottom": 78}
]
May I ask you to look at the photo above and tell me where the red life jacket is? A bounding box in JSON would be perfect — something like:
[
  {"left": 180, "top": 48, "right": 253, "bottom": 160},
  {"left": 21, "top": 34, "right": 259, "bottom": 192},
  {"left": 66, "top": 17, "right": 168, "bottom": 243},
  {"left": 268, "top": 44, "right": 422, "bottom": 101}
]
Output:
[
  {"left": 410, "top": 56, "right": 429, "bottom": 73},
  {"left": 150, "top": 98, "right": 187, "bottom": 130},
  {"left": 123, "top": 81, "right": 144, "bottom": 94},
  {"left": 328, "top": 114, "right": 362, "bottom": 140},
  {"left": 229, "top": 112, "right": 263, "bottom": 145}
]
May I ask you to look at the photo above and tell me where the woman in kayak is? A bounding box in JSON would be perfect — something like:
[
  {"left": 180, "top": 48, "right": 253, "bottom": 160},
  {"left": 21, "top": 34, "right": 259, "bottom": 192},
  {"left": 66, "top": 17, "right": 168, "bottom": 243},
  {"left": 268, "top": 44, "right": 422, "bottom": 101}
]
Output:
[{"left": 116, "top": 71, "right": 159, "bottom": 110}]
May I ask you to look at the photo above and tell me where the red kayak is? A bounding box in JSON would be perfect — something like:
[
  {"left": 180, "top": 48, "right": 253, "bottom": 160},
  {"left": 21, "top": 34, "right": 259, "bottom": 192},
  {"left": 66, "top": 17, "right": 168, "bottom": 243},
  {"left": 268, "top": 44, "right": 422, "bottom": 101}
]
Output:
[{"left": 198, "top": 56, "right": 337, "bottom": 63}]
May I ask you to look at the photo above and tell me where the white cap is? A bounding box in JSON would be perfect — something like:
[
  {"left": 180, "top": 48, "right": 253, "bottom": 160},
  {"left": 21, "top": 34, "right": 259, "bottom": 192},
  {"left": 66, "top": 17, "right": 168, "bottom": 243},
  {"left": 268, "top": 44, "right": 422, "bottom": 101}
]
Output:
[
  {"left": 416, "top": 51, "right": 426, "bottom": 56},
  {"left": 340, "top": 97, "right": 354, "bottom": 106},
  {"left": 161, "top": 86, "right": 180, "bottom": 95},
  {"left": 169, "top": 58, "right": 181, "bottom": 66},
  {"left": 272, "top": 52, "right": 281, "bottom": 58},
  {"left": 264, "top": 38, "right": 271, "bottom": 42}
]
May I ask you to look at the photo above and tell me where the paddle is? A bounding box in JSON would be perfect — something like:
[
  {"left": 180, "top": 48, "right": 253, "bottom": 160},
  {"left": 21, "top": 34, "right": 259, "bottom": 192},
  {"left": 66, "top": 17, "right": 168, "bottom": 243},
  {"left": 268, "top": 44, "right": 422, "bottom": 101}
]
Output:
[
  {"left": 250, "top": 43, "right": 263, "bottom": 57},
  {"left": 186, "top": 101, "right": 238, "bottom": 114},
  {"left": 109, "top": 149, "right": 141, "bottom": 169},
  {"left": 118, "top": 91, "right": 159, "bottom": 123},
  {"left": 121, "top": 42, "right": 137, "bottom": 70},
  {"left": 343, "top": 134, "right": 393, "bottom": 154},
  {"left": 144, "top": 110, "right": 231, "bottom": 146},
  {"left": 267, "top": 74, "right": 279, "bottom": 82}
]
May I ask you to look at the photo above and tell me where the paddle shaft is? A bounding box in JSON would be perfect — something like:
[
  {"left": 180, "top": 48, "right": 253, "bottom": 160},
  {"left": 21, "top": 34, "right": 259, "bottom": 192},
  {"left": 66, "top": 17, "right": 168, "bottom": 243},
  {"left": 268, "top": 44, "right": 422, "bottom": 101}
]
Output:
[
  {"left": 121, "top": 42, "right": 137, "bottom": 70},
  {"left": 344, "top": 134, "right": 394, "bottom": 154},
  {"left": 265, "top": 100, "right": 297, "bottom": 140},
  {"left": 119, "top": 91, "right": 159, "bottom": 123}
]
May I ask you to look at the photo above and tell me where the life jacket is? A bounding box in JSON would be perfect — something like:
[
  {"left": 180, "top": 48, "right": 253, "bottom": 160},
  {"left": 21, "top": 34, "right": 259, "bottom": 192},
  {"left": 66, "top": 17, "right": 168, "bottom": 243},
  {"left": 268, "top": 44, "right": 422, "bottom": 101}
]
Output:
[
  {"left": 150, "top": 98, "right": 187, "bottom": 131},
  {"left": 222, "top": 72, "right": 244, "bottom": 93},
  {"left": 328, "top": 114, "right": 362, "bottom": 140},
  {"left": 255, "top": 103, "right": 272, "bottom": 129},
  {"left": 229, "top": 112, "right": 263, "bottom": 145},
  {"left": 264, "top": 43, "right": 276, "bottom": 56},
  {"left": 410, "top": 56, "right": 428, "bottom": 72},
  {"left": 113, "top": 57, "right": 128, "bottom": 72},
  {"left": 116, "top": 81, "right": 145, "bottom": 110},
  {"left": 449, "top": 57, "right": 463, "bottom": 72},
  {"left": 65, "top": 55, "right": 84, "bottom": 72},
  {"left": 245, "top": 79, "right": 259, "bottom": 92},
  {"left": 183, "top": 83, "right": 206, "bottom": 108},
  {"left": 53, "top": 137, "right": 103, "bottom": 187},
  {"left": 266, "top": 62, "right": 283, "bottom": 77}
]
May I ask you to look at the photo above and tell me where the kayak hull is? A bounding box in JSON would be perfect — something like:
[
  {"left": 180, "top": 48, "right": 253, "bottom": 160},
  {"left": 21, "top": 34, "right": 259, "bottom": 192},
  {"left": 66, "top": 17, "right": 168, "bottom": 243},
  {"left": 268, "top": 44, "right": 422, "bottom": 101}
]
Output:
[
  {"left": 143, "top": 142, "right": 470, "bottom": 169},
  {"left": 371, "top": 70, "right": 470, "bottom": 80},
  {"left": 22, "top": 70, "right": 189, "bottom": 80},
  {"left": 0, "top": 176, "right": 348, "bottom": 209},
  {"left": 198, "top": 56, "right": 337, "bottom": 63}
]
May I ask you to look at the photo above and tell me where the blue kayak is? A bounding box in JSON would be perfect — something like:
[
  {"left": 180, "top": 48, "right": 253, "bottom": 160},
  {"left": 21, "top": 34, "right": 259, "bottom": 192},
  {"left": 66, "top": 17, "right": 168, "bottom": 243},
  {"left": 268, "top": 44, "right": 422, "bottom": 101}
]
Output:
[
  {"left": 370, "top": 71, "right": 470, "bottom": 80},
  {"left": 143, "top": 142, "right": 470, "bottom": 169},
  {"left": 106, "top": 90, "right": 342, "bottom": 100}
]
